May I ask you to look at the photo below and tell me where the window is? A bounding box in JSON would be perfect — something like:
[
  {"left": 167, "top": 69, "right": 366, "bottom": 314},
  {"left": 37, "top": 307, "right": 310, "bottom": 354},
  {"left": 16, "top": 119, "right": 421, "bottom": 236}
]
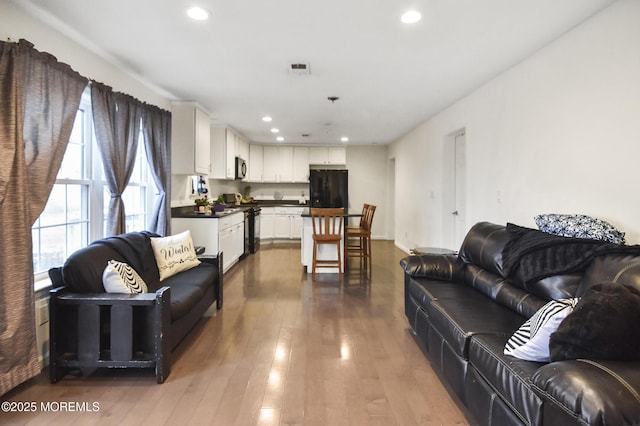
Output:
[
  {"left": 32, "top": 107, "right": 91, "bottom": 276},
  {"left": 103, "top": 130, "right": 155, "bottom": 234},
  {"left": 33, "top": 91, "right": 157, "bottom": 284}
]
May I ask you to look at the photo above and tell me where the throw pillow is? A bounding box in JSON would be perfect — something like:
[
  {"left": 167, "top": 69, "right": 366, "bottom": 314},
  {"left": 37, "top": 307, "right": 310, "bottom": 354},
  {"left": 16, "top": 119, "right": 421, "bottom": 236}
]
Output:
[
  {"left": 550, "top": 282, "right": 640, "bottom": 361},
  {"left": 102, "top": 260, "right": 148, "bottom": 294},
  {"left": 504, "top": 298, "right": 579, "bottom": 362},
  {"left": 150, "top": 230, "right": 201, "bottom": 281},
  {"left": 534, "top": 214, "right": 626, "bottom": 245}
]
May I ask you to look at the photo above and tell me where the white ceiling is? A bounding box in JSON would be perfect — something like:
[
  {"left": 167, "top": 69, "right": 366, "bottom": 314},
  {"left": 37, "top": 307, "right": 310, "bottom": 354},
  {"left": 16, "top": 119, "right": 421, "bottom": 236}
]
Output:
[{"left": 16, "top": 0, "right": 616, "bottom": 146}]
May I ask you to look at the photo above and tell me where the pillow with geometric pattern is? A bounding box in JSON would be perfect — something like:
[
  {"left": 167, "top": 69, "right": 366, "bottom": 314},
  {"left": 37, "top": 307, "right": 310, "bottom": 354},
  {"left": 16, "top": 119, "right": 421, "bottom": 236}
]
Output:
[
  {"left": 102, "top": 260, "right": 148, "bottom": 293},
  {"left": 504, "top": 298, "right": 579, "bottom": 362},
  {"left": 534, "top": 214, "right": 625, "bottom": 245}
]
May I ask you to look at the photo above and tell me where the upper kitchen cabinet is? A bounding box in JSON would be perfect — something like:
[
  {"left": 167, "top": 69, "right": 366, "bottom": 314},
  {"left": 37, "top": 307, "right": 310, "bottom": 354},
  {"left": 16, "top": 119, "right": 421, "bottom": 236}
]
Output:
[
  {"left": 308, "top": 147, "right": 346, "bottom": 165},
  {"left": 171, "top": 102, "right": 211, "bottom": 175},
  {"left": 292, "top": 147, "right": 309, "bottom": 182},
  {"left": 211, "top": 127, "right": 250, "bottom": 180},
  {"left": 248, "top": 144, "right": 264, "bottom": 182}
]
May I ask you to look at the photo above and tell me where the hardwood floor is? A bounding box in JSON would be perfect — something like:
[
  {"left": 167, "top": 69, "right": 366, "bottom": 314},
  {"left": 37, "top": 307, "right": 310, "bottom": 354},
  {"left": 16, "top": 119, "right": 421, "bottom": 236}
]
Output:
[{"left": 3, "top": 241, "right": 472, "bottom": 425}]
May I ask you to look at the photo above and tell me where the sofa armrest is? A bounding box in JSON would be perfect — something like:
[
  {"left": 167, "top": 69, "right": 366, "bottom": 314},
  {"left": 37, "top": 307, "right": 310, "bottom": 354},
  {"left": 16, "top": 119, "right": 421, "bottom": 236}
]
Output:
[
  {"left": 198, "top": 252, "right": 223, "bottom": 309},
  {"left": 532, "top": 359, "right": 640, "bottom": 426},
  {"left": 400, "top": 254, "right": 464, "bottom": 281},
  {"left": 49, "top": 285, "right": 172, "bottom": 384}
]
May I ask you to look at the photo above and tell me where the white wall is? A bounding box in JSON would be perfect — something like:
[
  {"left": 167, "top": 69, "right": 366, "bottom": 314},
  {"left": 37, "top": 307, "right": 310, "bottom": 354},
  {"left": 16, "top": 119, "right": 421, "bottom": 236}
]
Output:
[
  {"left": 390, "top": 0, "right": 640, "bottom": 251},
  {"left": 346, "top": 146, "right": 389, "bottom": 239},
  {"left": 0, "top": 1, "right": 171, "bottom": 109}
]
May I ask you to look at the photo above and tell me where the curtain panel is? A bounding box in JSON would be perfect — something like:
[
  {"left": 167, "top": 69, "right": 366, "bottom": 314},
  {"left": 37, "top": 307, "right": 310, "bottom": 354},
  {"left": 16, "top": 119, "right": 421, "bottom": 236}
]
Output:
[
  {"left": 0, "top": 39, "right": 88, "bottom": 396},
  {"left": 142, "top": 105, "right": 172, "bottom": 236},
  {"left": 91, "top": 82, "right": 144, "bottom": 236}
]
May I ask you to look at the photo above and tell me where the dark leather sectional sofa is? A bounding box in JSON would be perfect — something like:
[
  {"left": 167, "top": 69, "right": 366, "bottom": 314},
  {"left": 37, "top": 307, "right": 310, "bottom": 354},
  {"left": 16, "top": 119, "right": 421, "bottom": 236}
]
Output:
[
  {"left": 48, "top": 231, "right": 223, "bottom": 383},
  {"left": 401, "top": 222, "right": 640, "bottom": 426}
]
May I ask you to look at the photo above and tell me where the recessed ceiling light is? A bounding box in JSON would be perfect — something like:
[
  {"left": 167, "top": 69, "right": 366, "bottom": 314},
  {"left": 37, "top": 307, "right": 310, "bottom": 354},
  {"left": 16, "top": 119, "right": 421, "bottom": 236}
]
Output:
[
  {"left": 262, "top": 116, "right": 272, "bottom": 122},
  {"left": 270, "top": 128, "right": 279, "bottom": 133},
  {"left": 341, "top": 137, "right": 349, "bottom": 142},
  {"left": 401, "top": 10, "right": 421, "bottom": 24},
  {"left": 187, "top": 7, "right": 210, "bottom": 21},
  {"left": 276, "top": 136, "right": 284, "bottom": 142}
]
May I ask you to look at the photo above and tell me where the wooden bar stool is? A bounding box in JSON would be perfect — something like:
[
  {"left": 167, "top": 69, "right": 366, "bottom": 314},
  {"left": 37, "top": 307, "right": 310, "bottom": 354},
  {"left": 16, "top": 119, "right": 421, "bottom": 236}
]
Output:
[
  {"left": 345, "top": 204, "right": 376, "bottom": 273},
  {"left": 311, "top": 208, "right": 345, "bottom": 280}
]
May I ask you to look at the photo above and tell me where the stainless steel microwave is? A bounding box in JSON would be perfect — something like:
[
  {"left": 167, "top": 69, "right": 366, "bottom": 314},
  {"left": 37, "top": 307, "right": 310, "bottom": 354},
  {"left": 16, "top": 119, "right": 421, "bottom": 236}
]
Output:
[{"left": 235, "top": 157, "right": 247, "bottom": 180}]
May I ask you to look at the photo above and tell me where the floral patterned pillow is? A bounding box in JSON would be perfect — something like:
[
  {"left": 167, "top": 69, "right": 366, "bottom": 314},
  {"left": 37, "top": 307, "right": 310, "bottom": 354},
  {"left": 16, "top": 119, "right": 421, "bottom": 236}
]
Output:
[{"left": 534, "top": 214, "right": 626, "bottom": 245}]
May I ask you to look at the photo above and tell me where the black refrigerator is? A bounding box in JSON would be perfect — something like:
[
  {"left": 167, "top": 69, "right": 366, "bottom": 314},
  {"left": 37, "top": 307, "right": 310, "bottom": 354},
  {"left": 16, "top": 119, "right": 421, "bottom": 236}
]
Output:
[{"left": 309, "top": 169, "right": 348, "bottom": 209}]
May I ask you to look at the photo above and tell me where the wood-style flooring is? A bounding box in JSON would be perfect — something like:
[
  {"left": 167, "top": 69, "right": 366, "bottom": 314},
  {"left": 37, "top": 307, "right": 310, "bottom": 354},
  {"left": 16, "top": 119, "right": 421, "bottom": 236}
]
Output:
[{"left": 3, "top": 241, "right": 472, "bottom": 425}]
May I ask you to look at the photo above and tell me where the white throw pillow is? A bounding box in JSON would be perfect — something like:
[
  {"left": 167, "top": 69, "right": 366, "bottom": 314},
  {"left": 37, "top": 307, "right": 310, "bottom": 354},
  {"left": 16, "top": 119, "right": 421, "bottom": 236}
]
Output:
[
  {"left": 102, "top": 260, "right": 148, "bottom": 294},
  {"left": 504, "top": 298, "right": 579, "bottom": 362},
  {"left": 150, "top": 230, "right": 201, "bottom": 281}
]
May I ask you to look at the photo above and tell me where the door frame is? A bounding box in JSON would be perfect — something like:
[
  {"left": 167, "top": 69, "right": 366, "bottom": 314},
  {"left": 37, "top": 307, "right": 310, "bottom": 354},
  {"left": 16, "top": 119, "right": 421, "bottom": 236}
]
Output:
[{"left": 442, "top": 128, "right": 466, "bottom": 249}]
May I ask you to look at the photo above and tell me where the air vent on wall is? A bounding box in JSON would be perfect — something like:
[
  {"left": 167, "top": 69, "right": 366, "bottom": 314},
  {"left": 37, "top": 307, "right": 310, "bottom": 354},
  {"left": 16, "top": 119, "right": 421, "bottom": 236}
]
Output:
[{"left": 289, "top": 63, "right": 311, "bottom": 75}]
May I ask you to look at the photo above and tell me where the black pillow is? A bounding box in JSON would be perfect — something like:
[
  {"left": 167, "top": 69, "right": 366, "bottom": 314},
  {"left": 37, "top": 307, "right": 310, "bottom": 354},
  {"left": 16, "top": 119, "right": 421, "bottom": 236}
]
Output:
[{"left": 549, "top": 282, "right": 640, "bottom": 361}]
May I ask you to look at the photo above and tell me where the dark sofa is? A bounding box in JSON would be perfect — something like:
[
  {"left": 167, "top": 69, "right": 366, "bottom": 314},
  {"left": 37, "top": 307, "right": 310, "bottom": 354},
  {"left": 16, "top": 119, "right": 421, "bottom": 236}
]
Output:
[
  {"left": 48, "top": 231, "right": 223, "bottom": 383},
  {"left": 401, "top": 222, "right": 640, "bottom": 426}
]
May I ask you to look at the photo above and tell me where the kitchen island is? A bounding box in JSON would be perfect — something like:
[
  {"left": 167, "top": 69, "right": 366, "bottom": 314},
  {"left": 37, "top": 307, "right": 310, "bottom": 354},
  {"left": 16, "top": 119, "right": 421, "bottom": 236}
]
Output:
[
  {"left": 171, "top": 206, "right": 248, "bottom": 273},
  {"left": 300, "top": 208, "right": 363, "bottom": 274}
]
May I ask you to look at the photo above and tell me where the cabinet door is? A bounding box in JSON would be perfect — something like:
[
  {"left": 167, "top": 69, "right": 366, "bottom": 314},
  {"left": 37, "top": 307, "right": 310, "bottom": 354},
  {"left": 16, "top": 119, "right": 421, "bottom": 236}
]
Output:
[
  {"left": 262, "top": 146, "right": 279, "bottom": 182},
  {"left": 249, "top": 145, "right": 263, "bottom": 182},
  {"left": 328, "top": 147, "right": 346, "bottom": 165},
  {"left": 260, "top": 209, "right": 275, "bottom": 239},
  {"left": 278, "top": 146, "right": 293, "bottom": 182},
  {"left": 291, "top": 215, "right": 303, "bottom": 239},
  {"left": 308, "top": 147, "right": 328, "bottom": 165},
  {"left": 210, "top": 127, "right": 227, "bottom": 179},
  {"left": 292, "top": 147, "right": 309, "bottom": 182},
  {"left": 274, "top": 215, "right": 291, "bottom": 239},
  {"left": 225, "top": 130, "right": 235, "bottom": 179},
  {"left": 219, "top": 228, "right": 234, "bottom": 272},
  {"left": 194, "top": 107, "right": 211, "bottom": 174}
]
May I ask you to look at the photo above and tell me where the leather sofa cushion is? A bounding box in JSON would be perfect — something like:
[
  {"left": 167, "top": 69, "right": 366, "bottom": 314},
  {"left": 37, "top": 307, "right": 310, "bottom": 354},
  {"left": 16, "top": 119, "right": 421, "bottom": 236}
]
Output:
[
  {"left": 459, "top": 222, "right": 511, "bottom": 277},
  {"left": 469, "top": 334, "right": 544, "bottom": 426},
  {"left": 407, "top": 276, "right": 478, "bottom": 310},
  {"left": 162, "top": 264, "right": 216, "bottom": 321},
  {"left": 427, "top": 294, "right": 524, "bottom": 359},
  {"left": 532, "top": 360, "right": 640, "bottom": 426},
  {"left": 62, "top": 231, "right": 160, "bottom": 293},
  {"left": 580, "top": 253, "right": 640, "bottom": 295}
]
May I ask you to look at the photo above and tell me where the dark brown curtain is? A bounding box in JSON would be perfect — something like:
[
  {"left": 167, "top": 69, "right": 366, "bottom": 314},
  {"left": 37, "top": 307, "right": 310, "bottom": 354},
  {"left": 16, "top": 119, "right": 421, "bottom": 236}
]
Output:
[
  {"left": 91, "top": 82, "right": 144, "bottom": 236},
  {"left": 0, "top": 39, "right": 88, "bottom": 396},
  {"left": 142, "top": 105, "right": 172, "bottom": 236}
]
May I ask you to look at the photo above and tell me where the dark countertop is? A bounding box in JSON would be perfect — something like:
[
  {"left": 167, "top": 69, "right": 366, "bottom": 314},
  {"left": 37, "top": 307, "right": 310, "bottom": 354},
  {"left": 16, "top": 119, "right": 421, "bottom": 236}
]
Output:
[
  {"left": 171, "top": 205, "right": 249, "bottom": 219},
  {"left": 171, "top": 200, "right": 310, "bottom": 218},
  {"left": 300, "top": 208, "right": 363, "bottom": 217}
]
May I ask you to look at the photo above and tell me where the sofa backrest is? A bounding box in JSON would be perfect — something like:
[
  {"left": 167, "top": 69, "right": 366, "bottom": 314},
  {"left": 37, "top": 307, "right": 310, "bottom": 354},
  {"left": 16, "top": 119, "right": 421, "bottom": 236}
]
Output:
[
  {"left": 458, "top": 222, "right": 589, "bottom": 316},
  {"left": 61, "top": 231, "right": 160, "bottom": 293},
  {"left": 580, "top": 253, "right": 640, "bottom": 296}
]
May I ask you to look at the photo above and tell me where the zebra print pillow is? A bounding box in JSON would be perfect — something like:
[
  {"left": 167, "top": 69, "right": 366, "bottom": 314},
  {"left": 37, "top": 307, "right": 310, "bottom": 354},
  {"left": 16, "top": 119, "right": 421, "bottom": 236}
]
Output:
[
  {"left": 504, "top": 298, "right": 579, "bottom": 362},
  {"left": 102, "top": 260, "right": 148, "bottom": 294}
]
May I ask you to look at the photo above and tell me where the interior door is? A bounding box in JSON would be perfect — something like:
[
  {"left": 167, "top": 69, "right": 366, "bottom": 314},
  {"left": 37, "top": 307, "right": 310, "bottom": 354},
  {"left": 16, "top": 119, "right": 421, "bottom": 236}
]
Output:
[{"left": 452, "top": 131, "right": 466, "bottom": 248}]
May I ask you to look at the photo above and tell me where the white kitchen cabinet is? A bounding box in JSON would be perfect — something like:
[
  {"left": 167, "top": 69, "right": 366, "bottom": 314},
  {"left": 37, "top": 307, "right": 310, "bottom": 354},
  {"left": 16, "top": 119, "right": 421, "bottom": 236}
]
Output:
[
  {"left": 262, "top": 146, "right": 279, "bottom": 182},
  {"left": 261, "top": 146, "right": 293, "bottom": 182},
  {"left": 308, "top": 146, "right": 346, "bottom": 165},
  {"left": 292, "top": 147, "right": 309, "bottom": 182},
  {"left": 260, "top": 207, "right": 275, "bottom": 239},
  {"left": 248, "top": 144, "right": 263, "bottom": 181},
  {"left": 273, "top": 207, "right": 305, "bottom": 240},
  {"left": 171, "top": 211, "right": 244, "bottom": 273},
  {"left": 218, "top": 211, "right": 245, "bottom": 272},
  {"left": 171, "top": 102, "right": 211, "bottom": 175},
  {"left": 211, "top": 127, "right": 249, "bottom": 180}
]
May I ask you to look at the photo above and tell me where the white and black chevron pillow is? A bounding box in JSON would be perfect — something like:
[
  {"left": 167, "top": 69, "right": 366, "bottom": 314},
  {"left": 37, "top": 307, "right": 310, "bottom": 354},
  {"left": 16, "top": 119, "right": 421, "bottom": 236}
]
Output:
[
  {"left": 102, "top": 260, "right": 148, "bottom": 294},
  {"left": 504, "top": 298, "right": 579, "bottom": 362}
]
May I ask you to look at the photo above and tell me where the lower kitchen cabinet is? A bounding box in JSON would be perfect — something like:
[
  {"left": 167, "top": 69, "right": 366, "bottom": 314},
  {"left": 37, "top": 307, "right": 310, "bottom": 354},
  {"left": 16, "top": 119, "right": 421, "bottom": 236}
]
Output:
[{"left": 171, "top": 210, "right": 245, "bottom": 273}]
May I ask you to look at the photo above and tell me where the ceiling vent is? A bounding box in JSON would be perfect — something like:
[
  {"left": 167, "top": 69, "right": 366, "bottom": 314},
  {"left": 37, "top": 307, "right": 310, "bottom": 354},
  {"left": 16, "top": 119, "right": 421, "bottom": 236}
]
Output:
[{"left": 289, "top": 63, "right": 311, "bottom": 75}]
